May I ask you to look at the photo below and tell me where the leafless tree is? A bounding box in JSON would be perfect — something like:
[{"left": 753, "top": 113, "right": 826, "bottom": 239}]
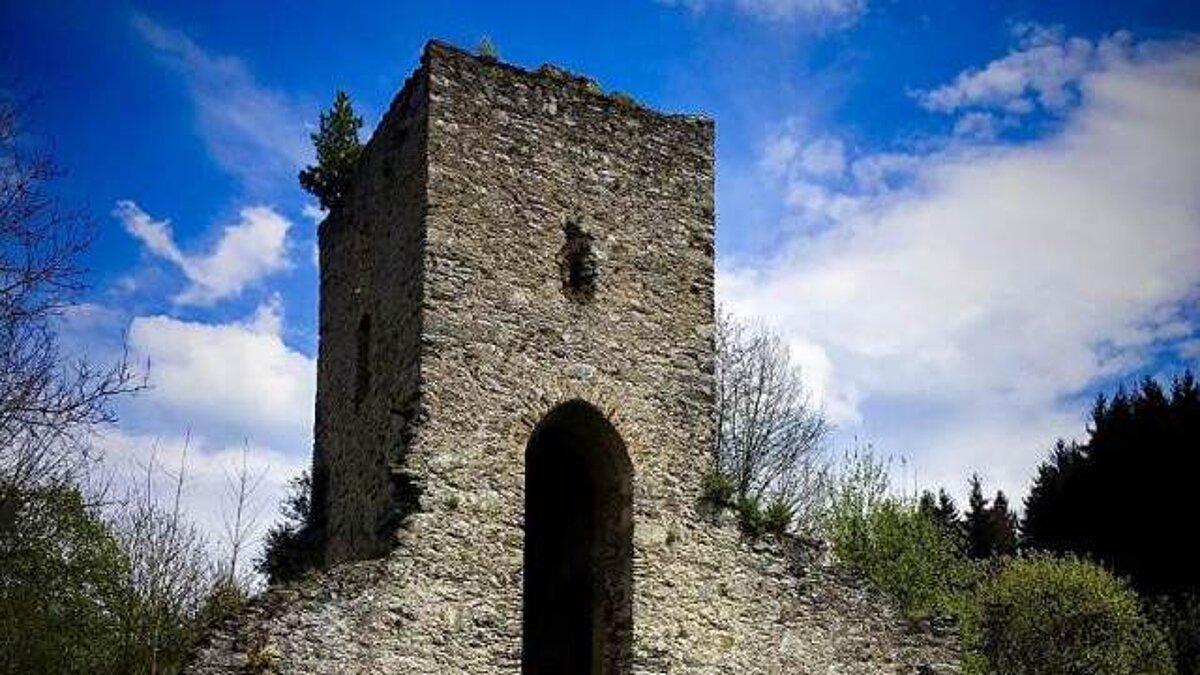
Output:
[
  {"left": 0, "top": 100, "right": 143, "bottom": 501},
  {"left": 219, "top": 441, "right": 266, "bottom": 590},
  {"left": 714, "top": 310, "right": 831, "bottom": 529},
  {"left": 110, "top": 436, "right": 215, "bottom": 675}
]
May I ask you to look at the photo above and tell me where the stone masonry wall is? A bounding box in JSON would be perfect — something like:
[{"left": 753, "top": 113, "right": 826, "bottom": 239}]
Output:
[
  {"left": 186, "top": 42, "right": 959, "bottom": 673},
  {"left": 413, "top": 40, "right": 718, "bottom": 669},
  {"left": 315, "top": 66, "right": 429, "bottom": 564}
]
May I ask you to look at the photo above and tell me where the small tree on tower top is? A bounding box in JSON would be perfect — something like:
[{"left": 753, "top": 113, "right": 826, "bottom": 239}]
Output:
[{"left": 299, "top": 90, "right": 363, "bottom": 211}]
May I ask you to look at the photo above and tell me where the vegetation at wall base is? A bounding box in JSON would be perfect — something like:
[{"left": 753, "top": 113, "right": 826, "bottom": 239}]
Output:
[
  {"left": 1023, "top": 371, "right": 1199, "bottom": 674},
  {"left": 821, "top": 370, "right": 1199, "bottom": 674},
  {"left": 700, "top": 468, "right": 736, "bottom": 510},
  {"left": 257, "top": 470, "right": 323, "bottom": 585}
]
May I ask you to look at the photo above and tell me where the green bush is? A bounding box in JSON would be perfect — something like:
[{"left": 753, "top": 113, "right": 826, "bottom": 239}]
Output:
[
  {"left": 820, "top": 447, "right": 973, "bottom": 620},
  {"left": 700, "top": 469, "right": 736, "bottom": 508},
  {"left": 736, "top": 496, "right": 766, "bottom": 538},
  {"left": 968, "top": 555, "right": 1175, "bottom": 675},
  {"left": 1146, "top": 593, "right": 1200, "bottom": 675},
  {"left": 762, "top": 498, "right": 793, "bottom": 536},
  {"left": 826, "top": 493, "right": 973, "bottom": 619}
]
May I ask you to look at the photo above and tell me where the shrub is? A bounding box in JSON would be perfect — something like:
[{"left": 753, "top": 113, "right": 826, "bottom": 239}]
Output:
[
  {"left": 701, "top": 469, "right": 736, "bottom": 508},
  {"left": 257, "top": 471, "right": 323, "bottom": 585},
  {"left": 0, "top": 484, "right": 129, "bottom": 675},
  {"left": 828, "top": 494, "right": 973, "bottom": 619},
  {"left": 736, "top": 496, "right": 766, "bottom": 538},
  {"left": 1146, "top": 593, "right": 1200, "bottom": 675},
  {"left": 762, "top": 498, "right": 793, "bottom": 536},
  {"left": 820, "top": 447, "right": 974, "bottom": 619},
  {"left": 969, "top": 555, "right": 1175, "bottom": 675},
  {"left": 477, "top": 37, "right": 498, "bottom": 60}
]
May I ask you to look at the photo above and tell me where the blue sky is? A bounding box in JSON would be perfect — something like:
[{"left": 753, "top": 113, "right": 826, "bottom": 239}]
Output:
[{"left": 3, "top": 1, "right": 1199, "bottom": 555}]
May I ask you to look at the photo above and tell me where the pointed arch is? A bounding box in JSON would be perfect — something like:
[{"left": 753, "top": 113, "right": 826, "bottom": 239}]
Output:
[{"left": 522, "top": 399, "right": 633, "bottom": 675}]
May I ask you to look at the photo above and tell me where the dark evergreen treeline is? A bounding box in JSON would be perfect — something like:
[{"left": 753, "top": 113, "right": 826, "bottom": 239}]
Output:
[
  {"left": 914, "top": 370, "right": 1200, "bottom": 674},
  {"left": 1023, "top": 372, "right": 1199, "bottom": 597}
]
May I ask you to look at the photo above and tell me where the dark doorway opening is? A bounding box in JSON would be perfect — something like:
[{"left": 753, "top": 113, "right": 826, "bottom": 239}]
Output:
[{"left": 522, "top": 400, "right": 633, "bottom": 675}]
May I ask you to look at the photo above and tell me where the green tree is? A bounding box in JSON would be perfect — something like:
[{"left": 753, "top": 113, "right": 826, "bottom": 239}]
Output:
[
  {"left": 919, "top": 487, "right": 963, "bottom": 541},
  {"left": 1024, "top": 372, "right": 1199, "bottom": 597},
  {"left": 0, "top": 483, "right": 129, "bottom": 675},
  {"left": 257, "top": 470, "right": 322, "bottom": 584},
  {"left": 988, "top": 490, "right": 1018, "bottom": 557},
  {"left": 1023, "top": 371, "right": 1200, "bottom": 673},
  {"left": 967, "top": 555, "right": 1174, "bottom": 675},
  {"left": 822, "top": 448, "right": 972, "bottom": 620},
  {"left": 298, "top": 91, "right": 364, "bottom": 211},
  {"left": 965, "top": 474, "right": 993, "bottom": 559}
]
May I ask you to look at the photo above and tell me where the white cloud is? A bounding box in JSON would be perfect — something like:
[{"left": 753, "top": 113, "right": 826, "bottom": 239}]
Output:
[
  {"left": 722, "top": 32, "right": 1200, "bottom": 501},
  {"left": 301, "top": 203, "right": 327, "bottom": 224},
  {"left": 131, "top": 13, "right": 310, "bottom": 194},
  {"left": 125, "top": 297, "right": 316, "bottom": 452},
  {"left": 59, "top": 298, "right": 316, "bottom": 580},
  {"left": 798, "top": 137, "right": 846, "bottom": 176},
  {"left": 301, "top": 203, "right": 326, "bottom": 268},
  {"left": 952, "top": 111, "right": 998, "bottom": 140},
  {"left": 915, "top": 26, "right": 1140, "bottom": 116},
  {"left": 114, "top": 200, "right": 292, "bottom": 305},
  {"left": 662, "top": 0, "right": 864, "bottom": 26}
]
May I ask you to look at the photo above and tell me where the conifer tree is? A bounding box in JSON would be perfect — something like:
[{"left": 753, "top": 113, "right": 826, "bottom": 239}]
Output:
[
  {"left": 918, "top": 487, "right": 963, "bottom": 540},
  {"left": 989, "top": 490, "right": 1018, "bottom": 557},
  {"left": 966, "top": 474, "right": 993, "bottom": 559},
  {"left": 298, "top": 91, "right": 363, "bottom": 211},
  {"left": 935, "top": 488, "right": 960, "bottom": 529}
]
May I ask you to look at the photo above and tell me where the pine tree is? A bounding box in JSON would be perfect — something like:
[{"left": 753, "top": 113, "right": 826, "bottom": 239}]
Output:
[
  {"left": 966, "top": 473, "right": 993, "bottom": 559},
  {"left": 918, "top": 489, "right": 938, "bottom": 519},
  {"left": 989, "top": 490, "right": 1018, "bottom": 557},
  {"left": 298, "top": 91, "right": 364, "bottom": 211},
  {"left": 1023, "top": 370, "right": 1200, "bottom": 597},
  {"left": 936, "top": 488, "right": 960, "bottom": 528},
  {"left": 919, "top": 488, "right": 962, "bottom": 539}
]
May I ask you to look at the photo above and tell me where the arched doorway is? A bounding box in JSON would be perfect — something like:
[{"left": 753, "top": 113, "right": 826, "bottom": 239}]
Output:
[{"left": 522, "top": 400, "right": 633, "bottom": 675}]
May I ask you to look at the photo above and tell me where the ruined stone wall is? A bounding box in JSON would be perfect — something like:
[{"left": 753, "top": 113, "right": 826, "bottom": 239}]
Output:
[
  {"left": 186, "top": 42, "right": 959, "bottom": 674},
  {"left": 315, "top": 66, "right": 429, "bottom": 563},
  {"left": 409, "top": 40, "right": 717, "bottom": 670}
]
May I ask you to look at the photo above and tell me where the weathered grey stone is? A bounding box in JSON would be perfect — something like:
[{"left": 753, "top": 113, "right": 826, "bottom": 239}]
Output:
[{"left": 185, "top": 40, "right": 959, "bottom": 674}]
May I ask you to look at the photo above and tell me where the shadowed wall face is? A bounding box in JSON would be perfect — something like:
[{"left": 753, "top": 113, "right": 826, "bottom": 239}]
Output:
[{"left": 523, "top": 401, "right": 632, "bottom": 675}]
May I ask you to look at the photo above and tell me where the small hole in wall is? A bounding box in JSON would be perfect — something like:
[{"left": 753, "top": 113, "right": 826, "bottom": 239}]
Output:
[
  {"left": 560, "top": 220, "right": 598, "bottom": 302},
  {"left": 354, "top": 314, "right": 371, "bottom": 407}
]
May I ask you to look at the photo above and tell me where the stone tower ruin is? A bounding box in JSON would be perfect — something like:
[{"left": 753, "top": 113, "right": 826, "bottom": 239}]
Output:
[{"left": 186, "top": 41, "right": 959, "bottom": 674}]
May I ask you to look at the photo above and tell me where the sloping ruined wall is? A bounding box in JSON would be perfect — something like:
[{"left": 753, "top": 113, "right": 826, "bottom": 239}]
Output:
[
  {"left": 187, "top": 530, "right": 958, "bottom": 673},
  {"left": 187, "top": 42, "right": 959, "bottom": 674}
]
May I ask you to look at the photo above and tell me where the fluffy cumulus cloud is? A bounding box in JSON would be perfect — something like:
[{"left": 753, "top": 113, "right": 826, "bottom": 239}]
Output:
[
  {"left": 916, "top": 24, "right": 1134, "bottom": 116},
  {"left": 132, "top": 13, "right": 310, "bottom": 194},
  {"left": 662, "top": 0, "right": 864, "bottom": 26},
  {"left": 114, "top": 200, "right": 292, "bottom": 305},
  {"left": 722, "top": 29, "right": 1200, "bottom": 500},
  {"left": 124, "top": 297, "right": 316, "bottom": 451},
  {"left": 53, "top": 297, "right": 317, "bottom": 571}
]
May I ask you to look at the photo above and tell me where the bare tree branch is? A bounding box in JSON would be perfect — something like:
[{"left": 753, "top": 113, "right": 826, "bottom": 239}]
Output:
[
  {"left": 0, "top": 99, "right": 146, "bottom": 502},
  {"left": 714, "top": 310, "right": 831, "bottom": 530},
  {"left": 220, "top": 440, "right": 266, "bottom": 589}
]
